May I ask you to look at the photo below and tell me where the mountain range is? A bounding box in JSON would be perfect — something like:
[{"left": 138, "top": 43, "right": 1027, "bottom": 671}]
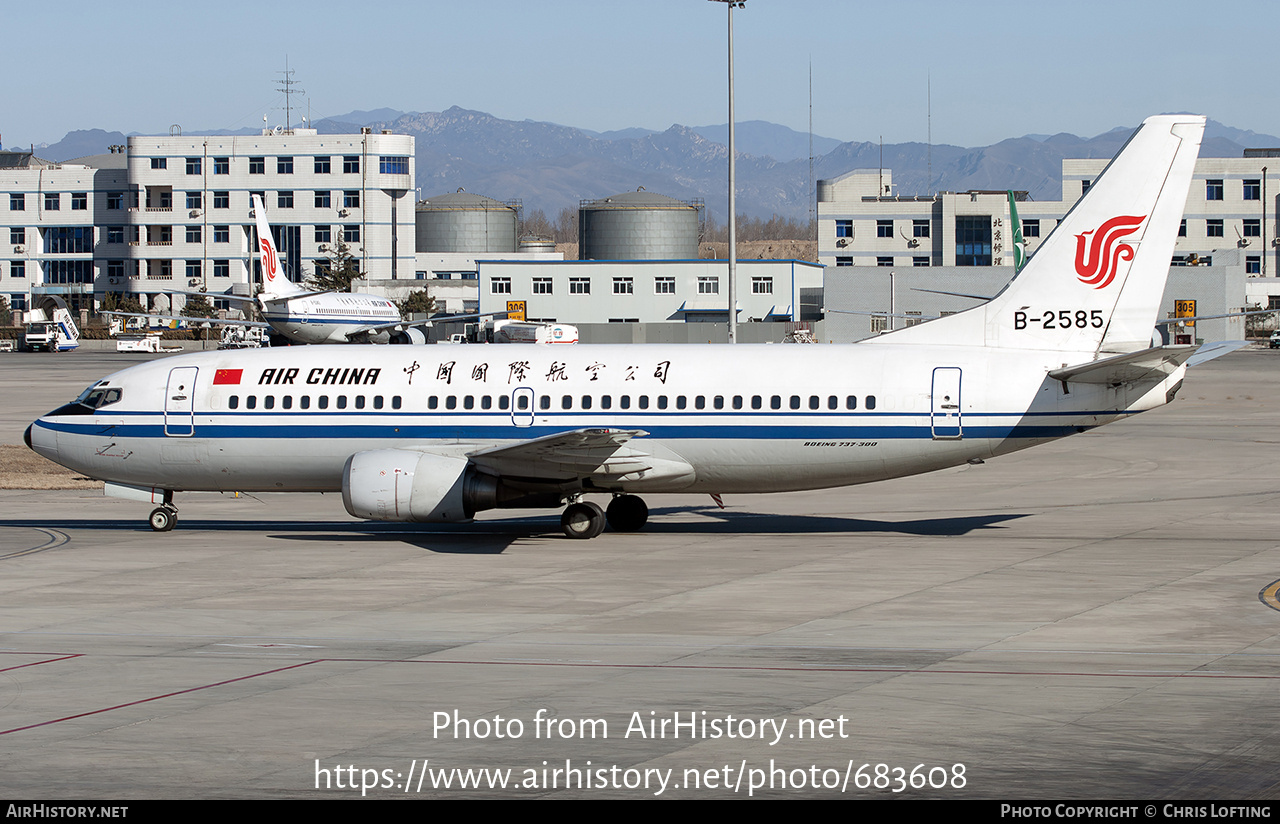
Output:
[{"left": 27, "top": 109, "right": 1280, "bottom": 223}]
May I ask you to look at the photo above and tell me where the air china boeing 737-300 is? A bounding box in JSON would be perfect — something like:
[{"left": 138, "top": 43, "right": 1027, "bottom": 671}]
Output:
[{"left": 28, "top": 115, "right": 1225, "bottom": 538}]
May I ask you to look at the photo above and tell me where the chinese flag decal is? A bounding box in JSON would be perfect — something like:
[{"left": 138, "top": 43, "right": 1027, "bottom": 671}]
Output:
[{"left": 213, "top": 369, "right": 243, "bottom": 385}]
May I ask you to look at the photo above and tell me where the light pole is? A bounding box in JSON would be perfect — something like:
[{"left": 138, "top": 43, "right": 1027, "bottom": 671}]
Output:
[{"left": 710, "top": 0, "right": 744, "bottom": 343}]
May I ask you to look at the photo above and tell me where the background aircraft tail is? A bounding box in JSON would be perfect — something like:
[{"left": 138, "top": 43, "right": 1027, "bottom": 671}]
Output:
[
  {"left": 252, "top": 194, "right": 304, "bottom": 298},
  {"left": 874, "top": 114, "right": 1205, "bottom": 355}
]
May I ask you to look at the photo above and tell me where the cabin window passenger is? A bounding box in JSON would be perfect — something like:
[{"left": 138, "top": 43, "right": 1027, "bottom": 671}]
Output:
[
  {"left": 714, "top": 396, "right": 724, "bottom": 410},
  {"left": 319, "top": 396, "right": 329, "bottom": 409},
  {"left": 866, "top": 396, "right": 876, "bottom": 410},
  {"left": 601, "top": 395, "right": 612, "bottom": 410},
  {"left": 282, "top": 396, "right": 293, "bottom": 410},
  {"left": 264, "top": 396, "right": 275, "bottom": 410},
  {"left": 771, "top": 396, "right": 782, "bottom": 410},
  {"left": 501, "top": 396, "right": 512, "bottom": 411},
  {"left": 559, "top": 395, "right": 571, "bottom": 410},
  {"left": 355, "top": 396, "right": 366, "bottom": 409},
  {"left": 639, "top": 396, "right": 649, "bottom": 410},
  {"left": 695, "top": 396, "right": 705, "bottom": 410},
  {"left": 445, "top": 396, "right": 456, "bottom": 410},
  {"left": 337, "top": 396, "right": 348, "bottom": 409},
  {"left": 463, "top": 396, "right": 473, "bottom": 410},
  {"left": 428, "top": 396, "right": 438, "bottom": 409},
  {"left": 581, "top": 395, "right": 592, "bottom": 410},
  {"left": 657, "top": 396, "right": 668, "bottom": 410},
  {"left": 374, "top": 396, "right": 384, "bottom": 409},
  {"left": 828, "top": 396, "right": 838, "bottom": 410},
  {"left": 539, "top": 396, "right": 550, "bottom": 410},
  {"left": 676, "top": 396, "right": 687, "bottom": 410},
  {"left": 480, "top": 396, "right": 491, "bottom": 410},
  {"left": 733, "top": 396, "right": 743, "bottom": 410},
  {"left": 846, "top": 396, "right": 857, "bottom": 410},
  {"left": 620, "top": 396, "right": 631, "bottom": 410},
  {"left": 301, "top": 396, "right": 310, "bottom": 410},
  {"left": 809, "top": 395, "right": 819, "bottom": 410},
  {"left": 229, "top": 396, "right": 239, "bottom": 409},
  {"left": 246, "top": 396, "right": 257, "bottom": 410},
  {"left": 752, "top": 396, "right": 762, "bottom": 410},
  {"left": 391, "top": 396, "right": 401, "bottom": 410},
  {"left": 790, "top": 396, "right": 801, "bottom": 410}
]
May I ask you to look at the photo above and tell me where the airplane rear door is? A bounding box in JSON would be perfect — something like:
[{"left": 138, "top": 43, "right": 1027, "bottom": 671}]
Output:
[
  {"left": 165, "top": 366, "right": 198, "bottom": 437},
  {"left": 930, "top": 367, "right": 962, "bottom": 440}
]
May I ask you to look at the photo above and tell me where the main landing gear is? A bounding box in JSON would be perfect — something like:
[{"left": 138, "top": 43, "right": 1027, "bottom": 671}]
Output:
[
  {"left": 149, "top": 504, "right": 178, "bottom": 532},
  {"left": 559, "top": 494, "right": 649, "bottom": 539}
]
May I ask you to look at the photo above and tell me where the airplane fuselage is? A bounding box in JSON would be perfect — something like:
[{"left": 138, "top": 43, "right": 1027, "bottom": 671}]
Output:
[
  {"left": 27, "top": 342, "right": 1179, "bottom": 498},
  {"left": 259, "top": 292, "right": 401, "bottom": 345}
]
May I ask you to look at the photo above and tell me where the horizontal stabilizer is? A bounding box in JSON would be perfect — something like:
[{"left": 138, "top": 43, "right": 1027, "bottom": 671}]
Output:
[
  {"left": 1048, "top": 345, "right": 1197, "bottom": 387},
  {"left": 1186, "top": 340, "right": 1250, "bottom": 367}
]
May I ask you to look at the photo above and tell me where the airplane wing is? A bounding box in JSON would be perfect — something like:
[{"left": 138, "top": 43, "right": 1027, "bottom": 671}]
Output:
[
  {"left": 102, "top": 310, "right": 271, "bottom": 329},
  {"left": 342, "top": 310, "right": 514, "bottom": 342},
  {"left": 166, "top": 289, "right": 258, "bottom": 306},
  {"left": 1048, "top": 345, "right": 1198, "bottom": 388},
  {"left": 465, "top": 427, "right": 694, "bottom": 484}
]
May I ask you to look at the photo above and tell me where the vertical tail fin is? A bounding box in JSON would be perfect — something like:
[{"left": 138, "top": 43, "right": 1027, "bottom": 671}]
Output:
[
  {"left": 252, "top": 194, "right": 302, "bottom": 298},
  {"left": 1007, "top": 190, "right": 1026, "bottom": 273},
  {"left": 874, "top": 115, "right": 1205, "bottom": 355}
]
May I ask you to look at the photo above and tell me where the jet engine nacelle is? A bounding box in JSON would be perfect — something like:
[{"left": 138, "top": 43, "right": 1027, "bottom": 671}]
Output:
[
  {"left": 341, "top": 449, "right": 561, "bottom": 523},
  {"left": 389, "top": 327, "right": 428, "bottom": 345}
]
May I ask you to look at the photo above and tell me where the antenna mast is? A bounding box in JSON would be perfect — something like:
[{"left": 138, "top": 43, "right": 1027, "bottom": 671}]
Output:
[
  {"left": 276, "top": 56, "right": 305, "bottom": 130},
  {"left": 809, "top": 59, "right": 815, "bottom": 236}
]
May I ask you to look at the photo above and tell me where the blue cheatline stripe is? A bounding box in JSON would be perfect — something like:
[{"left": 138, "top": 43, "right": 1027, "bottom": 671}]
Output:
[
  {"left": 39, "top": 419, "right": 1093, "bottom": 441},
  {"left": 261, "top": 315, "right": 398, "bottom": 326},
  {"left": 88, "top": 408, "right": 1138, "bottom": 421}
]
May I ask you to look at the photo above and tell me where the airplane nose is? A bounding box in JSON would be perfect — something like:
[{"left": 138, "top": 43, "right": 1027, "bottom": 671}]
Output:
[{"left": 24, "top": 423, "right": 32, "bottom": 450}]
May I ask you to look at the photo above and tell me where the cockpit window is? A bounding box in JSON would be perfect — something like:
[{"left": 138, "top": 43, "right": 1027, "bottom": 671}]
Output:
[{"left": 80, "top": 386, "right": 123, "bottom": 409}]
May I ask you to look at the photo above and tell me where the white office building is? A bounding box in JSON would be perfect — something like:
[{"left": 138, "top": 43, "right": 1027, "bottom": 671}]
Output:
[
  {"left": 477, "top": 259, "right": 824, "bottom": 325},
  {"left": 2, "top": 128, "right": 416, "bottom": 318},
  {"left": 819, "top": 153, "right": 1278, "bottom": 275}
]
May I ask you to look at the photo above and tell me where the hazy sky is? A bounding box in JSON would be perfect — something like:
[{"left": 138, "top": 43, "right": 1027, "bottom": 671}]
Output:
[{"left": 6, "top": 0, "right": 1274, "bottom": 149}]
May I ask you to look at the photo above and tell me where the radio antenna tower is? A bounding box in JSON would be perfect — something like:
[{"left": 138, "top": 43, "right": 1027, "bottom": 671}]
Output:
[{"left": 276, "top": 56, "right": 305, "bottom": 130}]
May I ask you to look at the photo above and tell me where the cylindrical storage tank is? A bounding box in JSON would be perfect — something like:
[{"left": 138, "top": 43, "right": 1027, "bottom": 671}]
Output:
[
  {"left": 416, "top": 190, "right": 519, "bottom": 253},
  {"left": 578, "top": 188, "right": 700, "bottom": 261},
  {"left": 518, "top": 236, "right": 556, "bottom": 254}
]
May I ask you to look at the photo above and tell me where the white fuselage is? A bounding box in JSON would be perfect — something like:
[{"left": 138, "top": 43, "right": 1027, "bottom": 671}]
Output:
[
  {"left": 259, "top": 292, "right": 402, "bottom": 345},
  {"left": 26, "top": 342, "right": 1181, "bottom": 497}
]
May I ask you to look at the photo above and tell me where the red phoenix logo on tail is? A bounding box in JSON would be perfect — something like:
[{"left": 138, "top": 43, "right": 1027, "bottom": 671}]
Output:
[
  {"left": 1075, "top": 215, "right": 1145, "bottom": 289},
  {"left": 259, "top": 237, "right": 278, "bottom": 282}
]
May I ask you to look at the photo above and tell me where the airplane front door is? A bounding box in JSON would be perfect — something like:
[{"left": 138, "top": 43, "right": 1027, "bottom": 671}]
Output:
[
  {"left": 165, "top": 366, "right": 198, "bottom": 437},
  {"left": 931, "top": 367, "right": 962, "bottom": 440}
]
